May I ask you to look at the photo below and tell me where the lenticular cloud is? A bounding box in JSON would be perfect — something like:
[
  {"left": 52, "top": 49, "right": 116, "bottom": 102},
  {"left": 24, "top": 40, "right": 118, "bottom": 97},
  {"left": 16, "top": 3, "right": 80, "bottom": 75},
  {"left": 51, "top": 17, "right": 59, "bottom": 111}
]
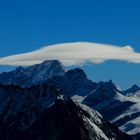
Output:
[{"left": 0, "top": 42, "right": 140, "bottom": 66}]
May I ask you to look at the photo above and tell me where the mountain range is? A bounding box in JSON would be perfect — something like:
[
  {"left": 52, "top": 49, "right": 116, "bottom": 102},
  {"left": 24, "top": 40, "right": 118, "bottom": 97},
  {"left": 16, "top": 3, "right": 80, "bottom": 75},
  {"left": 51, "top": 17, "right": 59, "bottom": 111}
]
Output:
[{"left": 0, "top": 60, "right": 139, "bottom": 139}]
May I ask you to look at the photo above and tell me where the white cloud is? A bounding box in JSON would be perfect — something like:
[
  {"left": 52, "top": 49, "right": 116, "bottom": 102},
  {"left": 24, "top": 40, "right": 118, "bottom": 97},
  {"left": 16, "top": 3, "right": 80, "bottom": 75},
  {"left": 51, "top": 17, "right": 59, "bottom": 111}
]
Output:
[{"left": 0, "top": 42, "right": 140, "bottom": 66}]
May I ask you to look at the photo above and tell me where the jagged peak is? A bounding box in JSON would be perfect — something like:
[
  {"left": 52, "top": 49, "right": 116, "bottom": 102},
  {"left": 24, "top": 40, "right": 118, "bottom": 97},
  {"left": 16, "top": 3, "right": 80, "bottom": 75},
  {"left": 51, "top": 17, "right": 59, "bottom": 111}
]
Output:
[
  {"left": 30, "top": 59, "right": 66, "bottom": 71},
  {"left": 97, "top": 80, "right": 118, "bottom": 90},
  {"left": 41, "top": 59, "right": 64, "bottom": 66},
  {"left": 0, "top": 59, "right": 66, "bottom": 87},
  {"left": 123, "top": 84, "right": 140, "bottom": 95},
  {"left": 15, "top": 66, "right": 24, "bottom": 72},
  {"left": 85, "top": 80, "right": 120, "bottom": 101},
  {"left": 131, "top": 84, "right": 140, "bottom": 89}
]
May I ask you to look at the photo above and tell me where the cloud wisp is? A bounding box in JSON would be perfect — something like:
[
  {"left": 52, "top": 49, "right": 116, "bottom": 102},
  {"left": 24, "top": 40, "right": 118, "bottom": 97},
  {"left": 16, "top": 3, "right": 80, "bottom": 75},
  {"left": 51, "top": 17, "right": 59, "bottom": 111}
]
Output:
[{"left": 0, "top": 42, "right": 140, "bottom": 66}]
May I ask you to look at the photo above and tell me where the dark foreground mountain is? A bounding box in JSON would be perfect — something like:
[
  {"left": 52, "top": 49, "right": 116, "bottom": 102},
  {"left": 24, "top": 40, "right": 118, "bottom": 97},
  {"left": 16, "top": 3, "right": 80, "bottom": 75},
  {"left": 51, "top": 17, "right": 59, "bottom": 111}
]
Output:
[{"left": 0, "top": 84, "right": 133, "bottom": 140}]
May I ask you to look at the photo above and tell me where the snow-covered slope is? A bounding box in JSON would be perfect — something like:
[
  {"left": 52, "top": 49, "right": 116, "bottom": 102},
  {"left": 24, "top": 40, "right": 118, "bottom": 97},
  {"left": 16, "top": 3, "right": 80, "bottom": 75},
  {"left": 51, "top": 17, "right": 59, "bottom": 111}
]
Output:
[
  {"left": 0, "top": 85, "right": 133, "bottom": 140},
  {"left": 83, "top": 81, "right": 140, "bottom": 138},
  {"left": 0, "top": 60, "right": 65, "bottom": 87}
]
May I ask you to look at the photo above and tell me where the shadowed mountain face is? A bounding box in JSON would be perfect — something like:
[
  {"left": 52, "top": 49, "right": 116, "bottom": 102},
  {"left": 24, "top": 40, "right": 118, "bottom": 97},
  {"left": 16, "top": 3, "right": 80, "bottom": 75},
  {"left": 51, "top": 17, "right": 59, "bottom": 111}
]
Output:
[
  {"left": 46, "top": 68, "right": 97, "bottom": 96},
  {"left": 0, "top": 87, "right": 133, "bottom": 140}
]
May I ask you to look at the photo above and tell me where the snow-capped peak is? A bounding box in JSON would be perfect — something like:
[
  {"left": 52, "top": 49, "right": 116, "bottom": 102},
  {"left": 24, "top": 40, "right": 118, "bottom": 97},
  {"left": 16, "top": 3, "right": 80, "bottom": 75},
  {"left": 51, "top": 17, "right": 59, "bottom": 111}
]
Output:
[
  {"left": 0, "top": 60, "right": 66, "bottom": 87},
  {"left": 40, "top": 60, "right": 65, "bottom": 71}
]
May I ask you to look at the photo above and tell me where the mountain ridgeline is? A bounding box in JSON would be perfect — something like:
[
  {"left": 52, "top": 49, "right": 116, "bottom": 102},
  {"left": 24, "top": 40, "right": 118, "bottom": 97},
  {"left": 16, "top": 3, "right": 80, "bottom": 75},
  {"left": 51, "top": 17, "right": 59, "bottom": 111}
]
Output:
[{"left": 0, "top": 60, "right": 139, "bottom": 140}]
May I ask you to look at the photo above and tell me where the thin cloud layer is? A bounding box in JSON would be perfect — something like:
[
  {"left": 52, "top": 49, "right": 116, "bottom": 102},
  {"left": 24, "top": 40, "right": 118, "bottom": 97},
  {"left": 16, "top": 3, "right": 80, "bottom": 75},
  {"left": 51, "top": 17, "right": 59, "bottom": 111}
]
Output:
[{"left": 0, "top": 42, "right": 140, "bottom": 66}]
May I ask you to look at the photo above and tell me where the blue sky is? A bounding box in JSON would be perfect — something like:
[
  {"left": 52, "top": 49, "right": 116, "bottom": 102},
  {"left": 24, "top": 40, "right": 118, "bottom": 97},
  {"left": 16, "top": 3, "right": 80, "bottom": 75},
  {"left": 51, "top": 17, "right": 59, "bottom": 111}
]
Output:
[{"left": 0, "top": 0, "right": 140, "bottom": 89}]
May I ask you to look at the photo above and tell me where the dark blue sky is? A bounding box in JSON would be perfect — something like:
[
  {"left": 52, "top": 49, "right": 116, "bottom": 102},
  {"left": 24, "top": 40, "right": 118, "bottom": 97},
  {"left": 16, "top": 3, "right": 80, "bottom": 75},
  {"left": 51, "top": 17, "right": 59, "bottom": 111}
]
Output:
[{"left": 0, "top": 0, "right": 140, "bottom": 89}]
